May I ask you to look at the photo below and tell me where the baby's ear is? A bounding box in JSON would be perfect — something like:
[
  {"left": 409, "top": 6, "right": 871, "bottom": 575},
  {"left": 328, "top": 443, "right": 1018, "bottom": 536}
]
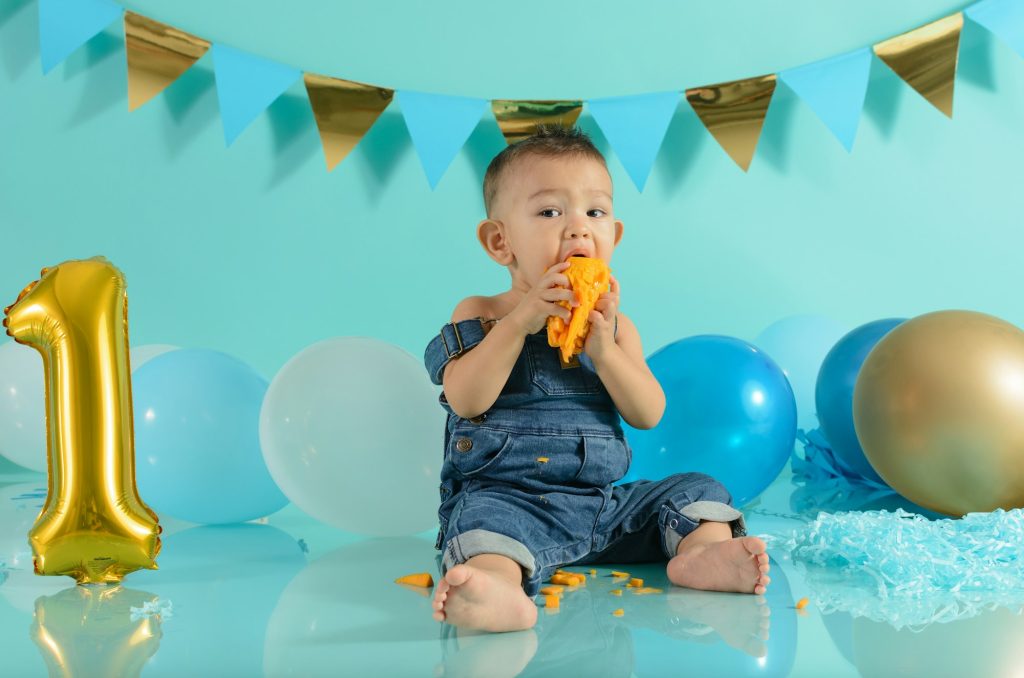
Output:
[
  {"left": 478, "top": 218, "right": 514, "bottom": 266},
  {"left": 614, "top": 220, "right": 624, "bottom": 247}
]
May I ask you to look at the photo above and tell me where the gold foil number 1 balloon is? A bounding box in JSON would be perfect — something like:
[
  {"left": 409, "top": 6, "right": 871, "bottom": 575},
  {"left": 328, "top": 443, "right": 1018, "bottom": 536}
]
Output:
[{"left": 3, "top": 257, "right": 160, "bottom": 584}]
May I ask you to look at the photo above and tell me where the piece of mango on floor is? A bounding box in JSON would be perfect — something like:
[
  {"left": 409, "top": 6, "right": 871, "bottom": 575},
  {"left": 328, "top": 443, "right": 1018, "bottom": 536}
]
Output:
[{"left": 394, "top": 572, "right": 434, "bottom": 588}]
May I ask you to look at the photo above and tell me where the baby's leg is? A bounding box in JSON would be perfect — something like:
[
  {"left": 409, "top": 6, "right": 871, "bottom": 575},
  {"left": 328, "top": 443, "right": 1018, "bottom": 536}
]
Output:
[
  {"left": 433, "top": 553, "right": 538, "bottom": 632},
  {"left": 667, "top": 521, "right": 770, "bottom": 594}
]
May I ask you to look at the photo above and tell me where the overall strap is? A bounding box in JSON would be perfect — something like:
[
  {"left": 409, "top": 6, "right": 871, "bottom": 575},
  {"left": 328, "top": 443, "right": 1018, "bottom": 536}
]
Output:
[{"left": 423, "top": 318, "right": 490, "bottom": 385}]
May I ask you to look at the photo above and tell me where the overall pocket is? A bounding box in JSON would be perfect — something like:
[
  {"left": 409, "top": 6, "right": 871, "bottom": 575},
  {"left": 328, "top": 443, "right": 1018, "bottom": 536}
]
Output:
[
  {"left": 448, "top": 426, "right": 512, "bottom": 477},
  {"left": 525, "top": 339, "right": 603, "bottom": 396},
  {"left": 576, "top": 435, "right": 631, "bottom": 487}
]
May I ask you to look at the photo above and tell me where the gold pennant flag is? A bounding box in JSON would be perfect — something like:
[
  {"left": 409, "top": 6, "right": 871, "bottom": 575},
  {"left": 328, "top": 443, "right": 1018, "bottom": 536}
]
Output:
[
  {"left": 303, "top": 73, "right": 394, "bottom": 171},
  {"left": 492, "top": 100, "right": 583, "bottom": 144},
  {"left": 124, "top": 12, "right": 210, "bottom": 111},
  {"left": 873, "top": 13, "right": 963, "bottom": 118},
  {"left": 686, "top": 74, "right": 776, "bottom": 172}
]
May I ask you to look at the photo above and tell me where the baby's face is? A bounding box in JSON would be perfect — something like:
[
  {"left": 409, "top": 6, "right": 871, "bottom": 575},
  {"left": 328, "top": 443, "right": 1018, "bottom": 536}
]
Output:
[{"left": 492, "top": 154, "right": 622, "bottom": 287}]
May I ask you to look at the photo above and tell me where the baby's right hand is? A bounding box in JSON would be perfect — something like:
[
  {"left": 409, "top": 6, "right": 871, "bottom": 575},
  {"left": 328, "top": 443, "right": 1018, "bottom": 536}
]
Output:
[{"left": 508, "top": 261, "right": 579, "bottom": 336}]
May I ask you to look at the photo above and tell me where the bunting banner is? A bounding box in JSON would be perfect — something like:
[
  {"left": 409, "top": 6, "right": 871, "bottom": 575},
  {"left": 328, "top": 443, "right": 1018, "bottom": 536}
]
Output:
[
  {"left": 211, "top": 44, "right": 301, "bottom": 146},
  {"left": 779, "top": 48, "right": 872, "bottom": 152},
  {"left": 124, "top": 11, "right": 210, "bottom": 112},
  {"left": 303, "top": 74, "right": 394, "bottom": 172},
  {"left": 587, "top": 91, "right": 680, "bottom": 191},
  {"left": 966, "top": 0, "right": 1024, "bottom": 58},
  {"left": 491, "top": 100, "right": 583, "bottom": 145},
  {"left": 38, "top": 0, "right": 121, "bottom": 74},
  {"left": 396, "top": 91, "right": 489, "bottom": 188},
  {"left": 686, "top": 74, "right": 777, "bottom": 172},
  {"left": 873, "top": 13, "right": 964, "bottom": 118},
  {"left": 30, "top": 0, "right": 1024, "bottom": 187}
]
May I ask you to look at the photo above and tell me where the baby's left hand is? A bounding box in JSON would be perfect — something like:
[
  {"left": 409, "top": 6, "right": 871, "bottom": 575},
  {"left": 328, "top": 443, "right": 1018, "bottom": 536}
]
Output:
[{"left": 584, "top": 275, "right": 619, "bottom": 363}]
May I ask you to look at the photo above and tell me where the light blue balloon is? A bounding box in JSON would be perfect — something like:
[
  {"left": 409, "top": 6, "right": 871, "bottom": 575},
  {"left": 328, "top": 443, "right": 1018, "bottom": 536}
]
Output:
[
  {"left": 753, "top": 315, "right": 847, "bottom": 433},
  {"left": 815, "top": 318, "right": 905, "bottom": 484},
  {"left": 134, "top": 349, "right": 288, "bottom": 524},
  {"left": 625, "top": 336, "right": 797, "bottom": 506}
]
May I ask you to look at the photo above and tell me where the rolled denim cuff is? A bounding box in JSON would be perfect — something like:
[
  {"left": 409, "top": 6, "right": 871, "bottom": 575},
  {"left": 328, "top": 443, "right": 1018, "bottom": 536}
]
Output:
[
  {"left": 660, "top": 501, "right": 747, "bottom": 558},
  {"left": 440, "top": 528, "right": 537, "bottom": 580}
]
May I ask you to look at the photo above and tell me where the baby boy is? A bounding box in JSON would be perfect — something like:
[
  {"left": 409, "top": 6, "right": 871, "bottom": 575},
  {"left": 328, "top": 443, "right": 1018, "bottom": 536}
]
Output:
[{"left": 422, "top": 125, "right": 769, "bottom": 633}]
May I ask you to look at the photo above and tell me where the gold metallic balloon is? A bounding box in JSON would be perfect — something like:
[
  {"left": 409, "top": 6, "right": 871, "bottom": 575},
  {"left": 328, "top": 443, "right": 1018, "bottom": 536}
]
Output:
[
  {"left": 853, "top": 310, "right": 1024, "bottom": 516},
  {"left": 32, "top": 585, "right": 163, "bottom": 677},
  {"left": 3, "top": 257, "right": 161, "bottom": 584}
]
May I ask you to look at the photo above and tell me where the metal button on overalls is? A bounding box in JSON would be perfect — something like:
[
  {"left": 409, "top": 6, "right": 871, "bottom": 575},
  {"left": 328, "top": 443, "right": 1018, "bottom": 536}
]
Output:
[{"left": 455, "top": 438, "right": 473, "bottom": 452}]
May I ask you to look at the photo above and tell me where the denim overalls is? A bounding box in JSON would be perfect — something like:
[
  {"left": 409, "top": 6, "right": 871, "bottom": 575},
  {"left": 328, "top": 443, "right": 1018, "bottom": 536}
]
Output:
[{"left": 423, "top": 317, "right": 745, "bottom": 596}]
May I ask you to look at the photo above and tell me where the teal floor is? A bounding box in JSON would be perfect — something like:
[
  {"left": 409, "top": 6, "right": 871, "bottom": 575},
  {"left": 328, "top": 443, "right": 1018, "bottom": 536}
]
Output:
[{"left": 2, "top": 463, "right": 1021, "bottom": 677}]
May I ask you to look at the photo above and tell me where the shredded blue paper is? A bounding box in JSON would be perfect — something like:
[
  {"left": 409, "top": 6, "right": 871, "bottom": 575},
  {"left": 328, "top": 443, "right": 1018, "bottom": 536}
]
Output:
[
  {"left": 767, "top": 508, "right": 1024, "bottom": 629},
  {"left": 792, "top": 428, "right": 890, "bottom": 490},
  {"left": 129, "top": 597, "right": 173, "bottom": 622}
]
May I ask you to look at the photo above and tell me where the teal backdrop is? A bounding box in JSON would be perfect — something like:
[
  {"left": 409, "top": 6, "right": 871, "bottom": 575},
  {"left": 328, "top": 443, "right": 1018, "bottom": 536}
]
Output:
[{"left": 1, "top": 0, "right": 1021, "bottom": 380}]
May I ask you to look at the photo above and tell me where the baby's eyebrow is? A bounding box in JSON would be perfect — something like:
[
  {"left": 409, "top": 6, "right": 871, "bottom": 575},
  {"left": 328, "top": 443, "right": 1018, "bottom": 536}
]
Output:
[
  {"left": 528, "top": 189, "right": 560, "bottom": 201},
  {"left": 528, "top": 189, "right": 611, "bottom": 201}
]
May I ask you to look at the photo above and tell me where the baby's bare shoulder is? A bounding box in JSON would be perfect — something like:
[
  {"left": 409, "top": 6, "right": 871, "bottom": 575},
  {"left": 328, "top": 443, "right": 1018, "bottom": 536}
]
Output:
[{"left": 450, "top": 295, "right": 500, "bottom": 323}]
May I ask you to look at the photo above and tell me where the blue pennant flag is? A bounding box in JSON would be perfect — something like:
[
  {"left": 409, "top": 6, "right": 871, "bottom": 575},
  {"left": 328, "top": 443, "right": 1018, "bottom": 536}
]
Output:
[
  {"left": 212, "top": 44, "right": 301, "bottom": 146},
  {"left": 780, "top": 48, "right": 873, "bottom": 152},
  {"left": 587, "top": 91, "right": 679, "bottom": 192},
  {"left": 966, "top": 0, "right": 1024, "bottom": 58},
  {"left": 39, "top": 0, "right": 121, "bottom": 74},
  {"left": 397, "top": 90, "right": 488, "bottom": 189}
]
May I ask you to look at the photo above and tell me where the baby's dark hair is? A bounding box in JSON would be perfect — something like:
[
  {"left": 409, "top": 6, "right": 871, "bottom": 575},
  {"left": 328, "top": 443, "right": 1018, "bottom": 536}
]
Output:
[{"left": 483, "top": 124, "right": 608, "bottom": 217}]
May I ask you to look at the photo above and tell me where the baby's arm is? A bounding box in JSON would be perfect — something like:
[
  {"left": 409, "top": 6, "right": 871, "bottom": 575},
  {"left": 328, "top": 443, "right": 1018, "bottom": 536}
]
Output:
[
  {"left": 442, "top": 297, "right": 527, "bottom": 419},
  {"left": 592, "top": 312, "right": 666, "bottom": 430},
  {"left": 443, "top": 265, "right": 576, "bottom": 419}
]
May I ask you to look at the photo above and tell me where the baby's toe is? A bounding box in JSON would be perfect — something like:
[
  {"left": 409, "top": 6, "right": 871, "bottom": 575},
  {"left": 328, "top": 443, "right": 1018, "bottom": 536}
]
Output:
[{"left": 742, "top": 536, "right": 767, "bottom": 556}]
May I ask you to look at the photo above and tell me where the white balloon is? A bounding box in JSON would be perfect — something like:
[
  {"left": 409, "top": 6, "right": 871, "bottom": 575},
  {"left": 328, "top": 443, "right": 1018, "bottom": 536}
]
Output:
[
  {"left": 0, "top": 482, "right": 44, "bottom": 570},
  {"left": 0, "top": 341, "right": 46, "bottom": 472},
  {"left": 259, "top": 338, "right": 444, "bottom": 536},
  {"left": 130, "top": 343, "right": 179, "bottom": 371}
]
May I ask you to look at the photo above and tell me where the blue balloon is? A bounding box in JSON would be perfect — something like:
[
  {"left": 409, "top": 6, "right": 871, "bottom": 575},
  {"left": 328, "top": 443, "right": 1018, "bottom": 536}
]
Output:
[
  {"left": 625, "top": 336, "right": 797, "bottom": 506},
  {"left": 133, "top": 349, "right": 288, "bottom": 524},
  {"left": 815, "top": 319, "right": 905, "bottom": 484}
]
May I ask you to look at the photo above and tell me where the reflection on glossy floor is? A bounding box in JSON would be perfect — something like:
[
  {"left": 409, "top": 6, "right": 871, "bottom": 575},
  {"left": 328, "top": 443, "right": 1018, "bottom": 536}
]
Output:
[{"left": 2, "top": 463, "right": 1022, "bottom": 677}]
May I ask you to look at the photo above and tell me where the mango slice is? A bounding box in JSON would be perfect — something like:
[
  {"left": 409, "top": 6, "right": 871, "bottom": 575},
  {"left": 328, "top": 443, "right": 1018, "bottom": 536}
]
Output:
[{"left": 547, "top": 257, "right": 611, "bottom": 364}]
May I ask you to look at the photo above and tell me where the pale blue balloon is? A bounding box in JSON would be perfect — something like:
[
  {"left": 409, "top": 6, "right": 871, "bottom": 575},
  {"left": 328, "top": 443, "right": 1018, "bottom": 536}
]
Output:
[
  {"left": 134, "top": 349, "right": 288, "bottom": 524},
  {"left": 625, "top": 335, "right": 797, "bottom": 506},
  {"left": 753, "top": 315, "right": 847, "bottom": 433}
]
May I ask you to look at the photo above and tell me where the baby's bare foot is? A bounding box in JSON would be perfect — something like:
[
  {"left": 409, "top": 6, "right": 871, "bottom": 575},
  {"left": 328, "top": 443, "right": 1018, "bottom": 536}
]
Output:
[
  {"left": 667, "top": 536, "right": 771, "bottom": 595},
  {"left": 432, "top": 564, "right": 538, "bottom": 632}
]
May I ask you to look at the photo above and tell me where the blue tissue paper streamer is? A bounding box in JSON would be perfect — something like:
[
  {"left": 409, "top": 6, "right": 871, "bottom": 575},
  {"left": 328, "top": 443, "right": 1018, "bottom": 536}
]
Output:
[{"left": 767, "top": 508, "right": 1024, "bottom": 630}]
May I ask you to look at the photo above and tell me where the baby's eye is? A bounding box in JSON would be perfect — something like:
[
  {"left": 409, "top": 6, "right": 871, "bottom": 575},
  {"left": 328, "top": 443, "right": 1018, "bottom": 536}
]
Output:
[
  {"left": 539, "top": 209, "right": 561, "bottom": 218},
  {"left": 588, "top": 209, "right": 607, "bottom": 218}
]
